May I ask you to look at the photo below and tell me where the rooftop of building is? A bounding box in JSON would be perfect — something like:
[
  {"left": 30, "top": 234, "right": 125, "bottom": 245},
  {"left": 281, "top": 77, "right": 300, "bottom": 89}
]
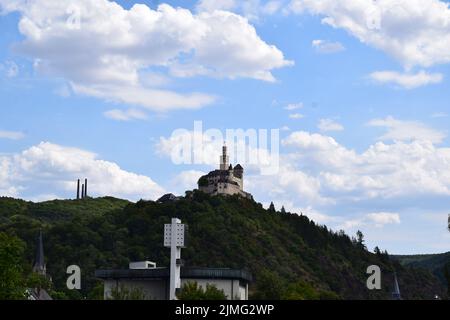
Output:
[{"left": 95, "top": 267, "right": 252, "bottom": 283}]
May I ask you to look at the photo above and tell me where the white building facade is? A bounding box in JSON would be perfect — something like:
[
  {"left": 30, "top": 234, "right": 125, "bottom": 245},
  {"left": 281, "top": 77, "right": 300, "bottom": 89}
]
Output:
[{"left": 96, "top": 266, "right": 252, "bottom": 300}]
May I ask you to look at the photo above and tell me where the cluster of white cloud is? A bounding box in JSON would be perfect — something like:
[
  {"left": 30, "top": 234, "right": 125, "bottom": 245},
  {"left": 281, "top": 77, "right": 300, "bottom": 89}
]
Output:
[
  {"left": 0, "top": 0, "right": 292, "bottom": 115},
  {"left": 0, "top": 130, "right": 25, "bottom": 140},
  {"left": 369, "top": 70, "right": 443, "bottom": 89},
  {"left": 289, "top": 0, "right": 450, "bottom": 88},
  {"left": 280, "top": 129, "right": 450, "bottom": 201},
  {"left": 289, "top": 113, "right": 304, "bottom": 119},
  {"left": 156, "top": 127, "right": 279, "bottom": 175},
  {"left": 196, "top": 0, "right": 285, "bottom": 20},
  {"left": 336, "top": 212, "right": 401, "bottom": 229},
  {"left": 367, "top": 116, "right": 446, "bottom": 144},
  {"left": 311, "top": 39, "right": 345, "bottom": 54},
  {"left": 0, "top": 60, "right": 19, "bottom": 78},
  {"left": 284, "top": 102, "right": 303, "bottom": 111},
  {"left": 318, "top": 118, "right": 344, "bottom": 132},
  {"left": 289, "top": 0, "right": 450, "bottom": 68},
  {"left": 103, "top": 108, "right": 148, "bottom": 121},
  {"left": 0, "top": 142, "right": 165, "bottom": 201}
]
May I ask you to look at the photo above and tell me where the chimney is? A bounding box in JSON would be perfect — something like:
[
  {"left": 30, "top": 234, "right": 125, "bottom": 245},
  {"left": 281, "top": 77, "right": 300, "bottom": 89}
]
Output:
[
  {"left": 85, "top": 179, "right": 88, "bottom": 198},
  {"left": 76, "top": 179, "right": 80, "bottom": 200},
  {"left": 81, "top": 184, "right": 85, "bottom": 199}
]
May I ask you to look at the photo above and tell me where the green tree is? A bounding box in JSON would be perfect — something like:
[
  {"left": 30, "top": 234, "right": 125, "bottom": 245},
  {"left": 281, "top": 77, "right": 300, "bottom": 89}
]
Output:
[
  {"left": 282, "top": 280, "right": 320, "bottom": 300},
  {"left": 0, "top": 232, "right": 26, "bottom": 299},
  {"left": 26, "top": 272, "right": 52, "bottom": 291},
  {"left": 87, "top": 282, "right": 105, "bottom": 300},
  {"left": 252, "top": 270, "right": 284, "bottom": 300},
  {"left": 177, "top": 282, "right": 227, "bottom": 300},
  {"left": 268, "top": 202, "right": 275, "bottom": 212},
  {"left": 356, "top": 230, "right": 366, "bottom": 250},
  {"left": 109, "top": 285, "right": 147, "bottom": 300},
  {"left": 374, "top": 246, "right": 381, "bottom": 256}
]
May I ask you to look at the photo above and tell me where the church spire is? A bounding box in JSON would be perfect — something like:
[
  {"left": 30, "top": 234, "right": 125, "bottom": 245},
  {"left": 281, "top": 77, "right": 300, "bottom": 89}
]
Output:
[
  {"left": 32, "top": 230, "right": 46, "bottom": 276},
  {"left": 392, "top": 272, "right": 401, "bottom": 300}
]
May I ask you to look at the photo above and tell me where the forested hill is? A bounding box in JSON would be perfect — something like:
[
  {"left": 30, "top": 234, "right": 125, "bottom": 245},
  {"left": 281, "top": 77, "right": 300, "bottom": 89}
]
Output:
[
  {"left": 393, "top": 252, "right": 450, "bottom": 289},
  {"left": 0, "top": 192, "right": 446, "bottom": 300}
]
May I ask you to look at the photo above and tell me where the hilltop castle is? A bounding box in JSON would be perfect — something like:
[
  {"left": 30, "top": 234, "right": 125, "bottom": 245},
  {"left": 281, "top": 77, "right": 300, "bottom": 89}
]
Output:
[{"left": 197, "top": 145, "right": 252, "bottom": 199}]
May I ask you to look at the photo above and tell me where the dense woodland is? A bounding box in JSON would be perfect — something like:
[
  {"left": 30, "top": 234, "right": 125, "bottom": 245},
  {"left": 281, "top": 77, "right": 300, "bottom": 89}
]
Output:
[{"left": 0, "top": 191, "right": 447, "bottom": 300}]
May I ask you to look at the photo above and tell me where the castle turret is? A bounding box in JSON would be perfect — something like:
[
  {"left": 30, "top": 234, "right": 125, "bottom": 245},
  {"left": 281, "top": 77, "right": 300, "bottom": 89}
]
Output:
[{"left": 233, "top": 164, "right": 243, "bottom": 179}]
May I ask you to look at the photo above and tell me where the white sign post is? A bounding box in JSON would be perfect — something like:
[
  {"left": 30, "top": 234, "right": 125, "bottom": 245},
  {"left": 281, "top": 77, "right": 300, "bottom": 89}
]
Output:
[{"left": 164, "top": 218, "right": 186, "bottom": 300}]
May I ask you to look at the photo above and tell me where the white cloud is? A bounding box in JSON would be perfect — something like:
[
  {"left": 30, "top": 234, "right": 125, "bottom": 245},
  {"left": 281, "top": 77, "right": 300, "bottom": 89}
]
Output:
[
  {"left": 281, "top": 130, "right": 450, "bottom": 202},
  {"left": 103, "top": 108, "right": 148, "bottom": 121},
  {"left": 261, "top": 1, "right": 284, "bottom": 15},
  {"left": 289, "top": 0, "right": 450, "bottom": 69},
  {"left": 1, "top": 1, "right": 291, "bottom": 111},
  {"left": 73, "top": 83, "right": 216, "bottom": 112},
  {"left": 338, "top": 218, "right": 365, "bottom": 230},
  {"left": 156, "top": 128, "right": 279, "bottom": 174},
  {"left": 369, "top": 70, "right": 443, "bottom": 89},
  {"left": 367, "top": 116, "right": 446, "bottom": 144},
  {"left": 318, "top": 118, "right": 344, "bottom": 132},
  {"left": 0, "top": 142, "right": 165, "bottom": 201},
  {"left": 312, "top": 39, "right": 345, "bottom": 54},
  {"left": 1, "top": 61, "right": 19, "bottom": 77},
  {"left": 53, "top": 84, "right": 71, "bottom": 98},
  {"left": 0, "top": 130, "right": 25, "bottom": 140},
  {"left": 197, "top": 0, "right": 285, "bottom": 19},
  {"left": 170, "top": 170, "right": 206, "bottom": 194},
  {"left": 284, "top": 102, "right": 303, "bottom": 110},
  {"left": 289, "top": 113, "right": 304, "bottom": 119},
  {"left": 197, "top": 0, "right": 236, "bottom": 12},
  {"left": 431, "top": 112, "right": 448, "bottom": 118},
  {"left": 366, "top": 212, "right": 401, "bottom": 227},
  {"left": 7, "top": 62, "right": 18, "bottom": 77},
  {"left": 338, "top": 212, "right": 400, "bottom": 230}
]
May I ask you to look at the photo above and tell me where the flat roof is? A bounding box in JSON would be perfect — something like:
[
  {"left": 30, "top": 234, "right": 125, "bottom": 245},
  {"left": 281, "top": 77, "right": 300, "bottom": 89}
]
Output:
[{"left": 95, "top": 267, "right": 252, "bottom": 283}]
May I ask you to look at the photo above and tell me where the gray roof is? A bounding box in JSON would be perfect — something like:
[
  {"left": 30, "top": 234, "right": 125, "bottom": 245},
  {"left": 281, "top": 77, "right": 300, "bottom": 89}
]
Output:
[
  {"left": 28, "top": 288, "right": 52, "bottom": 300},
  {"left": 95, "top": 267, "right": 252, "bottom": 283},
  {"left": 157, "top": 193, "right": 181, "bottom": 203}
]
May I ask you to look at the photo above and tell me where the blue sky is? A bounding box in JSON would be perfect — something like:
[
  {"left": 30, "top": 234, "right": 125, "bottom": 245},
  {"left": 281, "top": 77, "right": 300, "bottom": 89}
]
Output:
[{"left": 1, "top": 0, "right": 450, "bottom": 254}]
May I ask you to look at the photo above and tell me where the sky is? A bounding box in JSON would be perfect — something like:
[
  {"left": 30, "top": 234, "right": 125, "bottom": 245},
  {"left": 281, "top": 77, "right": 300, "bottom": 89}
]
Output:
[{"left": 1, "top": 0, "right": 450, "bottom": 254}]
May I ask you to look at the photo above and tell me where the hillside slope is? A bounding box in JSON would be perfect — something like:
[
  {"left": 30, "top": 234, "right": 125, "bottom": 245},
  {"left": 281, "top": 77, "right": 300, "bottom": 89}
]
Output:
[
  {"left": 0, "top": 192, "right": 446, "bottom": 300},
  {"left": 394, "top": 252, "right": 450, "bottom": 288}
]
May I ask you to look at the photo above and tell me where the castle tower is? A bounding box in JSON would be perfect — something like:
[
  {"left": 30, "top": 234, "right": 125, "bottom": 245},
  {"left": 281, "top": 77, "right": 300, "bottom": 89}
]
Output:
[{"left": 220, "top": 144, "right": 229, "bottom": 170}]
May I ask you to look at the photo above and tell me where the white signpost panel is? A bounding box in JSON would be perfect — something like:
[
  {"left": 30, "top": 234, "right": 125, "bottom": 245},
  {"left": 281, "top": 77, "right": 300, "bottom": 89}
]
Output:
[{"left": 164, "top": 218, "right": 185, "bottom": 300}]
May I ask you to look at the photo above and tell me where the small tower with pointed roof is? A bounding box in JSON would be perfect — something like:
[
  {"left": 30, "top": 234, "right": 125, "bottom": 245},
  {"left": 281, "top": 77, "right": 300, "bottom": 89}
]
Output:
[
  {"left": 392, "top": 272, "right": 401, "bottom": 300},
  {"left": 32, "top": 230, "right": 46, "bottom": 276}
]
